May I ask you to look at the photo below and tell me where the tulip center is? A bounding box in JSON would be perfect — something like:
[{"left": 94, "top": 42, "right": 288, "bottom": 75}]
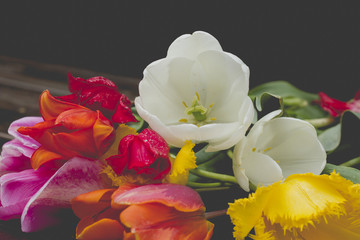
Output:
[{"left": 179, "top": 92, "right": 215, "bottom": 126}]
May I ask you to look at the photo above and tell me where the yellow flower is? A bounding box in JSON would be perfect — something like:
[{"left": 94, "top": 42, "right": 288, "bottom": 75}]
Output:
[
  {"left": 164, "top": 140, "right": 197, "bottom": 185},
  {"left": 227, "top": 172, "right": 360, "bottom": 240}
]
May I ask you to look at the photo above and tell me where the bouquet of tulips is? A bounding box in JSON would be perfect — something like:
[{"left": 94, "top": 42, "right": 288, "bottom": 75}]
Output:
[{"left": 1, "top": 31, "right": 359, "bottom": 240}]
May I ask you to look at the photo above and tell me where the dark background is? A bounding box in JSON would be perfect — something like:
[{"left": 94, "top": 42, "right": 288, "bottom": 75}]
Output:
[
  {"left": 0, "top": 1, "right": 359, "bottom": 239},
  {"left": 1, "top": 1, "right": 359, "bottom": 100}
]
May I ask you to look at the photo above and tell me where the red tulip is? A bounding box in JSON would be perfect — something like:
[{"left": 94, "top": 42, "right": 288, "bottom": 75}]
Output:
[
  {"left": 58, "top": 73, "right": 137, "bottom": 124},
  {"left": 318, "top": 89, "right": 360, "bottom": 117},
  {"left": 18, "top": 90, "right": 115, "bottom": 169},
  {"left": 106, "top": 128, "right": 171, "bottom": 180},
  {"left": 71, "top": 184, "right": 214, "bottom": 240}
]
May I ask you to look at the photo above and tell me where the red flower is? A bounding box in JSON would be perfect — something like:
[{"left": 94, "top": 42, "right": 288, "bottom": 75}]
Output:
[
  {"left": 106, "top": 128, "right": 171, "bottom": 180},
  {"left": 318, "top": 89, "right": 360, "bottom": 117},
  {"left": 71, "top": 184, "right": 214, "bottom": 240},
  {"left": 57, "top": 73, "right": 137, "bottom": 124},
  {"left": 18, "top": 90, "right": 115, "bottom": 169}
]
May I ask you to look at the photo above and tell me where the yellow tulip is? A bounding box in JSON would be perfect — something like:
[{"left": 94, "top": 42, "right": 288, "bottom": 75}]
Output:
[{"left": 227, "top": 172, "right": 360, "bottom": 240}]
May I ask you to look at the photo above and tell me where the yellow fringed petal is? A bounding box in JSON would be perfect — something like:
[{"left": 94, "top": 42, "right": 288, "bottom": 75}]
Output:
[
  {"left": 228, "top": 172, "right": 360, "bottom": 240},
  {"left": 227, "top": 184, "right": 275, "bottom": 239},
  {"left": 263, "top": 172, "right": 351, "bottom": 231},
  {"left": 164, "top": 140, "right": 197, "bottom": 185}
]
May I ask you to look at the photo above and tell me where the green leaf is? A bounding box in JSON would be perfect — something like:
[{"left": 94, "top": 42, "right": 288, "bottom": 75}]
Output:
[
  {"left": 318, "top": 124, "right": 341, "bottom": 152},
  {"left": 322, "top": 163, "right": 360, "bottom": 184},
  {"left": 249, "top": 81, "right": 318, "bottom": 111},
  {"left": 318, "top": 110, "right": 360, "bottom": 152}
]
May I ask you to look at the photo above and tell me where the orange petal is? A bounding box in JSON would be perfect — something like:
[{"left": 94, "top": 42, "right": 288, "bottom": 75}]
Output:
[
  {"left": 112, "top": 183, "right": 205, "bottom": 212},
  {"left": 31, "top": 146, "right": 64, "bottom": 170},
  {"left": 55, "top": 108, "right": 97, "bottom": 129},
  {"left": 39, "top": 90, "right": 85, "bottom": 121},
  {"left": 71, "top": 189, "right": 115, "bottom": 218},
  {"left": 93, "top": 111, "right": 115, "bottom": 154},
  {"left": 54, "top": 130, "right": 97, "bottom": 157},
  {"left": 120, "top": 203, "right": 213, "bottom": 240},
  {"left": 76, "top": 217, "right": 124, "bottom": 240}
]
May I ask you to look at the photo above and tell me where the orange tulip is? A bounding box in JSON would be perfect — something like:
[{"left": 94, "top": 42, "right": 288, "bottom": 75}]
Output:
[
  {"left": 18, "top": 90, "right": 115, "bottom": 169},
  {"left": 72, "top": 184, "right": 214, "bottom": 240}
]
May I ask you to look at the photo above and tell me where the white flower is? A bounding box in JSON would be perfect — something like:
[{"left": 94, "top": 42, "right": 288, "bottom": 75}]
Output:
[
  {"left": 135, "top": 31, "right": 254, "bottom": 152},
  {"left": 233, "top": 110, "right": 327, "bottom": 191}
]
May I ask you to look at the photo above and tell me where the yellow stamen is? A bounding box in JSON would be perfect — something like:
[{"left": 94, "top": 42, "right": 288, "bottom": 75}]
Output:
[
  {"left": 179, "top": 118, "right": 188, "bottom": 123},
  {"left": 195, "top": 92, "right": 200, "bottom": 101},
  {"left": 182, "top": 101, "right": 188, "bottom": 108},
  {"left": 252, "top": 147, "right": 257, "bottom": 152},
  {"left": 209, "top": 103, "right": 214, "bottom": 108},
  {"left": 264, "top": 147, "right": 272, "bottom": 152},
  {"left": 210, "top": 117, "right": 217, "bottom": 121}
]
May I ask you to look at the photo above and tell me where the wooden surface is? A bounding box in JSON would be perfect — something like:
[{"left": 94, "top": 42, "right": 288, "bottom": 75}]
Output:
[{"left": 0, "top": 56, "right": 241, "bottom": 240}]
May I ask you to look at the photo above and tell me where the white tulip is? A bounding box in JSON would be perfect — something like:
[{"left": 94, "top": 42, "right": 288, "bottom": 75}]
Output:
[
  {"left": 233, "top": 110, "right": 327, "bottom": 191},
  {"left": 135, "top": 31, "right": 254, "bottom": 152}
]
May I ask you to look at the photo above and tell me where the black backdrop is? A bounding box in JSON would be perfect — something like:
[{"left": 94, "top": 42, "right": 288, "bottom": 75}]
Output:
[{"left": 1, "top": 1, "right": 359, "bottom": 100}]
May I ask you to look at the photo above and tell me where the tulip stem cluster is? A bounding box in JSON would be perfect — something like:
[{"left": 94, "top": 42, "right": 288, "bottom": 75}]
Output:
[
  {"left": 190, "top": 168, "right": 238, "bottom": 184},
  {"left": 340, "top": 156, "right": 360, "bottom": 167},
  {"left": 304, "top": 116, "right": 334, "bottom": 128}
]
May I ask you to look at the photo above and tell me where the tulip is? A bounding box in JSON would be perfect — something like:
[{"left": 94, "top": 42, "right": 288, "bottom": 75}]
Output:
[
  {"left": 18, "top": 90, "right": 115, "bottom": 169},
  {"left": 105, "top": 128, "right": 171, "bottom": 182},
  {"left": 0, "top": 117, "right": 42, "bottom": 173},
  {"left": 58, "top": 73, "right": 137, "bottom": 124},
  {"left": 227, "top": 172, "right": 360, "bottom": 240},
  {"left": 318, "top": 89, "right": 360, "bottom": 117},
  {"left": 72, "top": 183, "right": 214, "bottom": 240},
  {"left": 0, "top": 157, "right": 107, "bottom": 232},
  {"left": 135, "top": 31, "right": 254, "bottom": 152},
  {"left": 233, "top": 110, "right": 326, "bottom": 191}
]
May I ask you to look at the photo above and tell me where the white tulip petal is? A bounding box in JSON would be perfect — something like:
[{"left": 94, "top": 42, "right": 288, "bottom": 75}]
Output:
[
  {"left": 206, "top": 97, "right": 254, "bottom": 152},
  {"left": 233, "top": 163, "right": 250, "bottom": 192},
  {"left": 167, "top": 31, "right": 222, "bottom": 59},
  {"left": 241, "top": 152, "right": 283, "bottom": 188},
  {"left": 263, "top": 120, "right": 326, "bottom": 177},
  {"left": 246, "top": 110, "right": 282, "bottom": 143},
  {"left": 251, "top": 117, "right": 314, "bottom": 152},
  {"left": 135, "top": 97, "right": 184, "bottom": 147}
]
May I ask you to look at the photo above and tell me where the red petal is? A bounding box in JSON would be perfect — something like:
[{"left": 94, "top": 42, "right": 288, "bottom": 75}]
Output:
[
  {"left": 318, "top": 92, "right": 350, "bottom": 117},
  {"left": 106, "top": 155, "right": 127, "bottom": 174},
  {"left": 111, "top": 95, "right": 138, "bottom": 124},
  {"left": 139, "top": 129, "right": 169, "bottom": 160}
]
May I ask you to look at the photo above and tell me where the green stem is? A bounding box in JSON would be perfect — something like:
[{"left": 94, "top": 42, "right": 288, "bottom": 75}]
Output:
[
  {"left": 187, "top": 182, "right": 231, "bottom": 188},
  {"left": 340, "top": 156, "right": 360, "bottom": 167},
  {"left": 194, "top": 187, "right": 232, "bottom": 192},
  {"left": 195, "top": 146, "right": 221, "bottom": 165},
  {"left": 205, "top": 209, "right": 227, "bottom": 219},
  {"left": 190, "top": 168, "right": 238, "bottom": 184},
  {"left": 304, "top": 117, "right": 334, "bottom": 128}
]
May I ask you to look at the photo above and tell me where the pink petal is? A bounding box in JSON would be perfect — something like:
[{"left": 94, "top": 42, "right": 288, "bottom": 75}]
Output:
[
  {"left": 112, "top": 184, "right": 205, "bottom": 213},
  {"left": 0, "top": 168, "right": 53, "bottom": 220},
  {"left": 21, "top": 157, "right": 107, "bottom": 232},
  {"left": 9, "top": 117, "right": 43, "bottom": 148},
  {"left": 0, "top": 139, "right": 34, "bottom": 172}
]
